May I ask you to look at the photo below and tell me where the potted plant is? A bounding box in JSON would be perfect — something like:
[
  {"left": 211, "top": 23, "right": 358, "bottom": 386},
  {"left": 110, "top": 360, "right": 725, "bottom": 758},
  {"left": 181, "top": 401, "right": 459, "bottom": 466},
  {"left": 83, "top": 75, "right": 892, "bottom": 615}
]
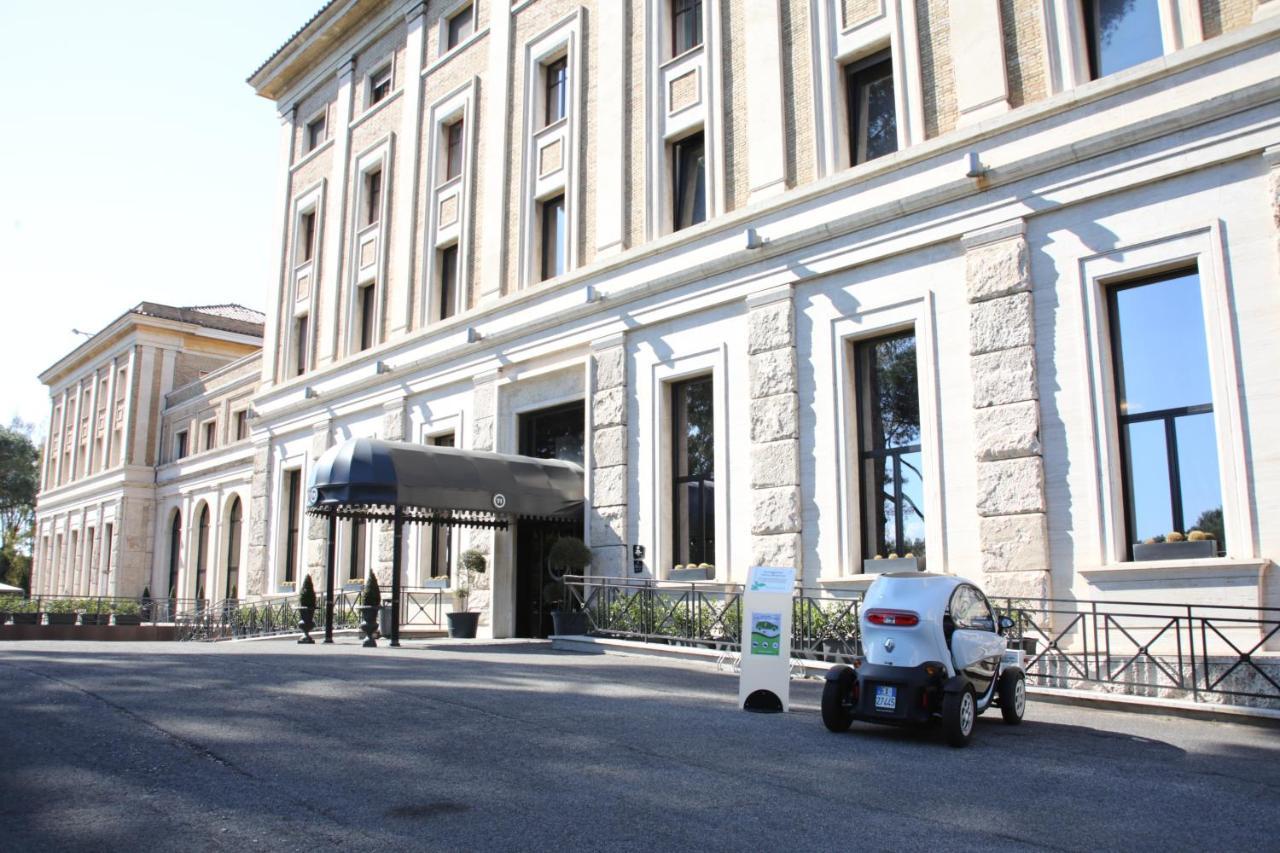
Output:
[
  {"left": 0, "top": 594, "right": 20, "bottom": 625},
  {"left": 112, "top": 599, "right": 142, "bottom": 626},
  {"left": 78, "top": 598, "right": 109, "bottom": 626},
  {"left": 358, "top": 573, "right": 381, "bottom": 647},
  {"left": 445, "top": 549, "right": 485, "bottom": 639},
  {"left": 296, "top": 574, "right": 317, "bottom": 644},
  {"left": 547, "top": 536, "right": 591, "bottom": 635},
  {"left": 10, "top": 597, "right": 40, "bottom": 625},
  {"left": 46, "top": 598, "right": 78, "bottom": 626},
  {"left": 1133, "top": 529, "right": 1216, "bottom": 561}
]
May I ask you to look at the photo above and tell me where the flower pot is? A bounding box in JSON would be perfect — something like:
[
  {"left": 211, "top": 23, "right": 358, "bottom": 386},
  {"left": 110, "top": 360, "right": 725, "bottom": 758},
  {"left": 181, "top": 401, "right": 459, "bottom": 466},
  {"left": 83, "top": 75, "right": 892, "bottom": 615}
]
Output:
[
  {"left": 862, "top": 556, "right": 920, "bottom": 574},
  {"left": 112, "top": 614, "right": 142, "bottom": 626},
  {"left": 551, "top": 610, "right": 588, "bottom": 636},
  {"left": 358, "top": 604, "right": 379, "bottom": 647},
  {"left": 46, "top": 613, "right": 77, "bottom": 626},
  {"left": 78, "top": 613, "right": 110, "bottom": 626},
  {"left": 1132, "top": 540, "right": 1216, "bottom": 561},
  {"left": 295, "top": 606, "right": 316, "bottom": 644},
  {"left": 446, "top": 611, "right": 479, "bottom": 639},
  {"left": 11, "top": 612, "right": 39, "bottom": 625}
]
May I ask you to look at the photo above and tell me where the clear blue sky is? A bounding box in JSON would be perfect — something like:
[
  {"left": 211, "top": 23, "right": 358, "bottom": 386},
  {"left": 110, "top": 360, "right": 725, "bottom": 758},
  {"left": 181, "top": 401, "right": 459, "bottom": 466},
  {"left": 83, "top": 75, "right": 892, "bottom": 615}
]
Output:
[{"left": 0, "top": 0, "right": 322, "bottom": 437}]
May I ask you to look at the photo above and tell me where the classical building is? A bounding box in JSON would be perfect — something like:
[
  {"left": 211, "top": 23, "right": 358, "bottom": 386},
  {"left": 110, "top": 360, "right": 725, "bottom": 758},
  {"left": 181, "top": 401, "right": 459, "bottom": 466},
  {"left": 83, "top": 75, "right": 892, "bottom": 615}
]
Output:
[
  {"left": 31, "top": 0, "right": 1280, "bottom": 640},
  {"left": 31, "top": 304, "right": 264, "bottom": 600}
]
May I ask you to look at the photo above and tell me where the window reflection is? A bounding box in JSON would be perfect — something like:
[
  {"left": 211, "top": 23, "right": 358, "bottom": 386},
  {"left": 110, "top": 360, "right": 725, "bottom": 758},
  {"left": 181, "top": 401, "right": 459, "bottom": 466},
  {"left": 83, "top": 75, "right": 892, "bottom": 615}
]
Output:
[
  {"left": 1085, "top": 0, "right": 1163, "bottom": 79},
  {"left": 673, "top": 376, "right": 714, "bottom": 567}
]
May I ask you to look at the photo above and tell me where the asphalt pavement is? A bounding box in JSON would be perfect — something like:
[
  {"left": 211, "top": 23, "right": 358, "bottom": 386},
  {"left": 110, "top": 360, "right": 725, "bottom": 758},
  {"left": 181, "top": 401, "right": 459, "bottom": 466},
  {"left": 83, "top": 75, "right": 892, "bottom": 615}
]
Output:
[{"left": 1, "top": 639, "right": 1276, "bottom": 852}]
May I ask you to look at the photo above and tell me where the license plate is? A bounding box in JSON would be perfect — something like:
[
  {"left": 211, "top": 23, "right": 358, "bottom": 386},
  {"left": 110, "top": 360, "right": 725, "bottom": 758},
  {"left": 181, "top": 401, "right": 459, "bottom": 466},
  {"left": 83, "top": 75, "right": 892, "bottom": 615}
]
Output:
[{"left": 874, "top": 685, "right": 897, "bottom": 711}]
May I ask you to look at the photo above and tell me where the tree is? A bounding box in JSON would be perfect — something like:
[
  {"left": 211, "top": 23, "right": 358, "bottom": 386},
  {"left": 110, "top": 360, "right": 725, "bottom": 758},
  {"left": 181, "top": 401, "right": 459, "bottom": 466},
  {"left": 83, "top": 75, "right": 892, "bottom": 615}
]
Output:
[{"left": 0, "top": 420, "right": 38, "bottom": 592}]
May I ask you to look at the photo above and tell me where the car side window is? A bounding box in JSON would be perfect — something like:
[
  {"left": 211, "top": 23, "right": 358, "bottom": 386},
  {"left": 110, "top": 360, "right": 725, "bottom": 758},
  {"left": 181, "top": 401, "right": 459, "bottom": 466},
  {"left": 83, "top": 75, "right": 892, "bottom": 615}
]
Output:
[{"left": 949, "top": 585, "right": 995, "bottom": 632}]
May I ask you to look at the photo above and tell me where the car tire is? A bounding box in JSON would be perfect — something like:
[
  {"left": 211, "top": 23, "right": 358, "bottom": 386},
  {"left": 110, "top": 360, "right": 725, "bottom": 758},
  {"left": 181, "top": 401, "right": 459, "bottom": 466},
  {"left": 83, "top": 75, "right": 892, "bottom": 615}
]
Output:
[
  {"left": 821, "top": 666, "right": 856, "bottom": 732},
  {"left": 942, "top": 685, "right": 976, "bottom": 747},
  {"left": 998, "top": 669, "right": 1026, "bottom": 725}
]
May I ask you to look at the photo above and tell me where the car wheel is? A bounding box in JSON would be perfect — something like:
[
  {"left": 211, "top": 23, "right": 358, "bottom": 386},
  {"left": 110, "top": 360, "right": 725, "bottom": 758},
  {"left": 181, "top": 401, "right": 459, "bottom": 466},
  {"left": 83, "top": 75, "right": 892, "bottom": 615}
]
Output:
[
  {"left": 821, "top": 666, "right": 856, "bottom": 732},
  {"left": 942, "top": 685, "right": 976, "bottom": 747},
  {"left": 998, "top": 669, "right": 1026, "bottom": 725}
]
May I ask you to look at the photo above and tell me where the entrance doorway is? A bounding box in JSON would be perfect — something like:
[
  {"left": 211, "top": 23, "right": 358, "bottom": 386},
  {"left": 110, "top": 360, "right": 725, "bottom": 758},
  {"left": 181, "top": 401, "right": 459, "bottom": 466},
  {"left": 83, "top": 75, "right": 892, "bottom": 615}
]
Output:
[{"left": 515, "top": 401, "right": 585, "bottom": 638}]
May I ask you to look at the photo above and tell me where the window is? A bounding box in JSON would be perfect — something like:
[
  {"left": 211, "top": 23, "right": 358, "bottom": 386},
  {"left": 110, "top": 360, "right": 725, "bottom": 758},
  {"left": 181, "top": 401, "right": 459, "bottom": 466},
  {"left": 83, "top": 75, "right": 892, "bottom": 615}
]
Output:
[
  {"left": 348, "top": 518, "right": 367, "bottom": 582},
  {"left": 297, "top": 210, "right": 316, "bottom": 265},
  {"left": 234, "top": 410, "right": 248, "bottom": 442},
  {"left": 294, "top": 314, "right": 309, "bottom": 376},
  {"left": 363, "top": 168, "right": 382, "bottom": 227},
  {"left": 167, "top": 512, "right": 182, "bottom": 603},
  {"left": 439, "top": 245, "right": 458, "bottom": 320},
  {"left": 1083, "top": 0, "right": 1162, "bottom": 79},
  {"left": 306, "top": 113, "right": 326, "bottom": 152},
  {"left": 947, "top": 585, "right": 995, "bottom": 632},
  {"left": 202, "top": 421, "right": 216, "bottom": 452},
  {"left": 428, "top": 433, "right": 455, "bottom": 581},
  {"left": 174, "top": 430, "right": 189, "bottom": 461},
  {"left": 84, "top": 527, "right": 95, "bottom": 590},
  {"left": 671, "top": 0, "right": 702, "bottom": 55},
  {"left": 672, "top": 132, "right": 706, "bottom": 231},
  {"left": 357, "top": 284, "right": 377, "bottom": 351},
  {"left": 1108, "top": 269, "right": 1224, "bottom": 556},
  {"left": 369, "top": 63, "right": 392, "bottom": 106},
  {"left": 103, "top": 523, "right": 113, "bottom": 589},
  {"left": 672, "top": 376, "right": 715, "bottom": 568},
  {"left": 284, "top": 469, "right": 302, "bottom": 584},
  {"left": 854, "top": 332, "right": 924, "bottom": 568},
  {"left": 845, "top": 50, "right": 897, "bottom": 165},
  {"left": 447, "top": 3, "right": 474, "bottom": 50},
  {"left": 444, "top": 119, "right": 465, "bottom": 181},
  {"left": 225, "top": 498, "right": 241, "bottom": 600},
  {"left": 539, "top": 195, "right": 566, "bottom": 282},
  {"left": 544, "top": 57, "right": 568, "bottom": 126},
  {"left": 195, "top": 505, "right": 210, "bottom": 602}
]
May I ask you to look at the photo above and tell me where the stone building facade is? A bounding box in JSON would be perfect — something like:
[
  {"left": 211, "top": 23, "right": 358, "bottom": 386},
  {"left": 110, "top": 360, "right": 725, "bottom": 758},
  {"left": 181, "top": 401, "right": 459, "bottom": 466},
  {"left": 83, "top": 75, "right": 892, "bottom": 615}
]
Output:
[{"left": 31, "top": 1, "right": 1280, "bottom": 640}]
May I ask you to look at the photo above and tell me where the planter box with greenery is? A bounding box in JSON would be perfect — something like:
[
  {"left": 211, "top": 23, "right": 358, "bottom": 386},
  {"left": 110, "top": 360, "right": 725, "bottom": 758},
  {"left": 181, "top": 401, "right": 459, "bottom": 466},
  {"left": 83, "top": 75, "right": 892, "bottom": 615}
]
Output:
[
  {"left": 45, "top": 599, "right": 78, "bottom": 626},
  {"left": 0, "top": 595, "right": 22, "bottom": 625},
  {"left": 862, "top": 555, "right": 921, "bottom": 574},
  {"left": 668, "top": 564, "right": 714, "bottom": 582},
  {"left": 112, "top": 600, "right": 142, "bottom": 626},
  {"left": 1133, "top": 530, "right": 1217, "bottom": 562}
]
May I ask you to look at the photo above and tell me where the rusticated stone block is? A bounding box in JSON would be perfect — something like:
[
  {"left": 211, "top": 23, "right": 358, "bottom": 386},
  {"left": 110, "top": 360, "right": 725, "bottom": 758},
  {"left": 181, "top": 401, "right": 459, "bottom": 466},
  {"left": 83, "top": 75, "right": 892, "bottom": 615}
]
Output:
[
  {"left": 472, "top": 382, "right": 496, "bottom": 419},
  {"left": 750, "top": 532, "right": 802, "bottom": 570},
  {"left": 593, "top": 346, "right": 626, "bottom": 391},
  {"left": 750, "top": 393, "right": 799, "bottom": 443},
  {"left": 972, "top": 347, "right": 1038, "bottom": 408},
  {"left": 981, "top": 569, "right": 1050, "bottom": 602},
  {"left": 747, "top": 299, "right": 794, "bottom": 354},
  {"left": 966, "top": 237, "right": 1029, "bottom": 303},
  {"left": 751, "top": 439, "right": 800, "bottom": 488},
  {"left": 751, "top": 486, "right": 802, "bottom": 535},
  {"left": 979, "top": 513, "right": 1049, "bottom": 574},
  {"left": 590, "top": 504, "right": 626, "bottom": 546},
  {"left": 591, "top": 465, "right": 627, "bottom": 508},
  {"left": 592, "top": 425, "right": 627, "bottom": 469},
  {"left": 472, "top": 417, "right": 494, "bottom": 451},
  {"left": 970, "top": 291, "right": 1033, "bottom": 355},
  {"left": 974, "top": 400, "right": 1041, "bottom": 461},
  {"left": 749, "top": 348, "right": 797, "bottom": 398},
  {"left": 593, "top": 387, "right": 626, "bottom": 428},
  {"left": 976, "top": 456, "right": 1045, "bottom": 517},
  {"left": 590, "top": 545, "right": 627, "bottom": 578}
]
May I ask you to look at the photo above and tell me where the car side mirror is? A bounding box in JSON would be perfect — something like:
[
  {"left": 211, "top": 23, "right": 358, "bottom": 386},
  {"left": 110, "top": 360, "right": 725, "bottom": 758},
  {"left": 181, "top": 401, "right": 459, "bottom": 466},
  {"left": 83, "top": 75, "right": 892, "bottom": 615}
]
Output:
[{"left": 998, "top": 615, "right": 1015, "bottom": 635}]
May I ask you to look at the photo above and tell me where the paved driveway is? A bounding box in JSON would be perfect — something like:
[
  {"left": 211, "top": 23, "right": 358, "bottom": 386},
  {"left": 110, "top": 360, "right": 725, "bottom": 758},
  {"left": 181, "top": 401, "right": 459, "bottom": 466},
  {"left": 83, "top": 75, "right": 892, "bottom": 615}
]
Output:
[{"left": 1, "top": 639, "right": 1276, "bottom": 852}]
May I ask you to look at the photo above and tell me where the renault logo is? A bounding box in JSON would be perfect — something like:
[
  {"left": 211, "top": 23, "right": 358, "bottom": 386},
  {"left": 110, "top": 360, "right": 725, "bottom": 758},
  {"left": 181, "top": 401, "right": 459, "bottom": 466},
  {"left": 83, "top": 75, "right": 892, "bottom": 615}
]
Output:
[{"left": 492, "top": 493, "right": 507, "bottom": 509}]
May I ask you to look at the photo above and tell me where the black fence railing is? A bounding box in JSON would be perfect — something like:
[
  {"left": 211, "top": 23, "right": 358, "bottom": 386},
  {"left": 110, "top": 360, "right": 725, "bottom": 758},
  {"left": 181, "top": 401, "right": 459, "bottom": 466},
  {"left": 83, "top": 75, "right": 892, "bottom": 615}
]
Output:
[
  {"left": 174, "top": 587, "right": 447, "bottom": 642},
  {"left": 0, "top": 593, "right": 201, "bottom": 626},
  {"left": 564, "top": 577, "right": 1280, "bottom": 708}
]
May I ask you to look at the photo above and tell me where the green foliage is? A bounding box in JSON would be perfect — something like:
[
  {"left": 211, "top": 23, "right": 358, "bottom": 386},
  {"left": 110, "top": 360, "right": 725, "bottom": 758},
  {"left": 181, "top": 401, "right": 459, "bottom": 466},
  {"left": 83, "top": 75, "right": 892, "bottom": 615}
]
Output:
[
  {"left": 112, "top": 600, "right": 140, "bottom": 616},
  {"left": 0, "top": 420, "right": 37, "bottom": 594},
  {"left": 298, "top": 574, "right": 317, "bottom": 609},
  {"left": 459, "top": 549, "right": 487, "bottom": 574},
  {"left": 45, "top": 598, "right": 78, "bottom": 614},
  {"left": 0, "top": 594, "right": 23, "bottom": 612},
  {"left": 9, "top": 597, "right": 39, "bottom": 614},
  {"left": 361, "top": 573, "right": 382, "bottom": 608},
  {"left": 1193, "top": 507, "right": 1224, "bottom": 548},
  {"left": 548, "top": 536, "right": 592, "bottom": 573}
]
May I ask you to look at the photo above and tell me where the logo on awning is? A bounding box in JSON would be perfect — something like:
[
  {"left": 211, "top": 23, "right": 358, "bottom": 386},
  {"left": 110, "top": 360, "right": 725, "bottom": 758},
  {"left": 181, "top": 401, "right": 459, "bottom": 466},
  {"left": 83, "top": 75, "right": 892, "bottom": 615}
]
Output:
[{"left": 492, "top": 493, "right": 507, "bottom": 509}]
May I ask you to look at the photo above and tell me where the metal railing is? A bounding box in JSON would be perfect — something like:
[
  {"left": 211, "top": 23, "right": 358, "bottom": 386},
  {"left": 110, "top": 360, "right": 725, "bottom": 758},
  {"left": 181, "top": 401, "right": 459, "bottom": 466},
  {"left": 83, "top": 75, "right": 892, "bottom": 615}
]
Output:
[
  {"left": 564, "top": 577, "right": 1280, "bottom": 708},
  {"left": 174, "top": 587, "right": 447, "bottom": 642},
  {"left": 0, "top": 593, "right": 200, "bottom": 625}
]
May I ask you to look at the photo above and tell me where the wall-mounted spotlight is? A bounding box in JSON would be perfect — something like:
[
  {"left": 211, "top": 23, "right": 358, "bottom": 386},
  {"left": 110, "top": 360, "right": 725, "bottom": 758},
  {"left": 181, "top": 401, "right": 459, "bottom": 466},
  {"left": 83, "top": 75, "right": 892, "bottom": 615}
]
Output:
[
  {"left": 466, "top": 327, "right": 483, "bottom": 343},
  {"left": 745, "top": 227, "right": 766, "bottom": 250},
  {"left": 303, "top": 387, "right": 319, "bottom": 399},
  {"left": 965, "top": 151, "right": 989, "bottom": 178},
  {"left": 375, "top": 361, "right": 393, "bottom": 374}
]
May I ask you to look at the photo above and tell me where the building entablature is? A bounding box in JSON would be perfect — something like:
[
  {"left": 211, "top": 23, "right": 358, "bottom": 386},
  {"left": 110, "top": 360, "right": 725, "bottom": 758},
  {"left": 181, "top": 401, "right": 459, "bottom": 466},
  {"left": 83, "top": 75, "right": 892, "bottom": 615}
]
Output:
[
  {"left": 250, "top": 18, "right": 1280, "bottom": 431},
  {"left": 33, "top": 466, "right": 157, "bottom": 513}
]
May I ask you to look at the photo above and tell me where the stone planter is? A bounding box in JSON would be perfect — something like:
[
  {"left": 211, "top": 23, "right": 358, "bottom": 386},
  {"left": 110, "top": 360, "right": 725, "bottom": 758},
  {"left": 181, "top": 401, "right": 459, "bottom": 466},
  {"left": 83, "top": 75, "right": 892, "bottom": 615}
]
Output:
[
  {"left": 358, "top": 605, "right": 379, "bottom": 647},
  {"left": 295, "top": 606, "right": 316, "bottom": 644},
  {"left": 11, "top": 612, "right": 40, "bottom": 625},
  {"left": 78, "top": 613, "right": 110, "bottom": 626},
  {"left": 668, "top": 566, "right": 714, "bottom": 582},
  {"left": 446, "top": 612, "right": 479, "bottom": 639},
  {"left": 1132, "top": 541, "right": 1216, "bottom": 561},
  {"left": 112, "top": 614, "right": 142, "bottom": 627},
  {"left": 551, "top": 610, "right": 588, "bottom": 636},
  {"left": 862, "top": 556, "right": 920, "bottom": 574},
  {"left": 46, "top": 613, "right": 77, "bottom": 626}
]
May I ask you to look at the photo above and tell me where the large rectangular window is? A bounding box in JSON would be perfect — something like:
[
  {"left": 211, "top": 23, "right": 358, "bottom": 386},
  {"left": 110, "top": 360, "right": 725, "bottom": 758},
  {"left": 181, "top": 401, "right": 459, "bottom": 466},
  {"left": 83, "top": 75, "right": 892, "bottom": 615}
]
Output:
[
  {"left": 544, "top": 57, "right": 568, "bottom": 126},
  {"left": 447, "top": 4, "right": 474, "bottom": 50},
  {"left": 845, "top": 50, "right": 897, "bottom": 166},
  {"left": 444, "top": 119, "right": 465, "bottom": 181},
  {"left": 672, "top": 131, "right": 706, "bottom": 231},
  {"left": 348, "top": 518, "right": 367, "bottom": 582},
  {"left": 1108, "top": 269, "right": 1224, "bottom": 556},
  {"left": 357, "top": 284, "right": 376, "bottom": 351},
  {"left": 855, "top": 332, "right": 924, "bottom": 568},
  {"left": 294, "top": 314, "right": 309, "bottom": 376},
  {"left": 297, "top": 210, "right": 316, "bottom": 265},
  {"left": 539, "top": 195, "right": 566, "bottom": 282},
  {"left": 1084, "top": 0, "right": 1163, "bottom": 79},
  {"left": 369, "top": 64, "right": 392, "bottom": 106},
  {"left": 306, "top": 113, "right": 326, "bottom": 152},
  {"left": 363, "top": 168, "right": 382, "bottom": 227},
  {"left": 671, "top": 0, "right": 702, "bottom": 56},
  {"left": 429, "top": 432, "right": 456, "bottom": 581},
  {"left": 439, "top": 245, "right": 458, "bottom": 320},
  {"left": 284, "top": 469, "right": 301, "bottom": 584},
  {"left": 174, "top": 430, "right": 189, "bottom": 461},
  {"left": 672, "top": 376, "right": 715, "bottom": 568}
]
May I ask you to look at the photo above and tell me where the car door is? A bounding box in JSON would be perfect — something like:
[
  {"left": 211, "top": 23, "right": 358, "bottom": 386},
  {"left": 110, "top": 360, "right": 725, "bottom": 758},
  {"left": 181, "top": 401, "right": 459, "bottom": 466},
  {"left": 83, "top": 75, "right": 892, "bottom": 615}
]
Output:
[{"left": 947, "top": 585, "right": 1003, "bottom": 695}]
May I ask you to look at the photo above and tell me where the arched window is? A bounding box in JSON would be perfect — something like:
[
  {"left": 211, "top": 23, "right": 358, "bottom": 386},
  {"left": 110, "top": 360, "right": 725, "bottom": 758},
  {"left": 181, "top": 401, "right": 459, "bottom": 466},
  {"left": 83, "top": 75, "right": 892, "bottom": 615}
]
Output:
[
  {"left": 225, "top": 498, "right": 242, "bottom": 600},
  {"left": 168, "top": 511, "right": 182, "bottom": 604},
  {"left": 195, "top": 505, "right": 210, "bottom": 602}
]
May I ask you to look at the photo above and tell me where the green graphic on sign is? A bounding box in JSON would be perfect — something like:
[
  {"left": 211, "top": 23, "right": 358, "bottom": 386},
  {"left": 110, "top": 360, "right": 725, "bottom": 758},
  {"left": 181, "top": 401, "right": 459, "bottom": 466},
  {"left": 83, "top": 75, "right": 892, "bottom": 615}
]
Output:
[{"left": 750, "top": 612, "right": 782, "bottom": 656}]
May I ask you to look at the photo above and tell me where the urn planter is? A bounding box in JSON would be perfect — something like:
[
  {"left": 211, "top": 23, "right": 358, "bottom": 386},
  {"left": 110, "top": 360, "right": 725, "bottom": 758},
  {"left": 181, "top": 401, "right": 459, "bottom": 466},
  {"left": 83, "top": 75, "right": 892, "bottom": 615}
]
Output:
[
  {"left": 550, "top": 610, "right": 588, "bottom": 636},
  {"left": 295, "top": 606, "right": 316, "bottom": 644},
  {"left": 358, "top": 605, "right": 379, "bottom": 647},
  {"left": 446, "top": 612, "right": 479, "bottom": 638}
]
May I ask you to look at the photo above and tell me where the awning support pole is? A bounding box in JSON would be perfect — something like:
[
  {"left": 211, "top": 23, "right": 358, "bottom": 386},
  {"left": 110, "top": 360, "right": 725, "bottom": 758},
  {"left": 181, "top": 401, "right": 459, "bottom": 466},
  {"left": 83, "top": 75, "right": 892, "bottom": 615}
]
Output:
[
  {"left": 323, "top": 510, "right": 337, "bottom": 644},
  {"left": 390, "top": 506, "right": 403, "bottom": 647}
]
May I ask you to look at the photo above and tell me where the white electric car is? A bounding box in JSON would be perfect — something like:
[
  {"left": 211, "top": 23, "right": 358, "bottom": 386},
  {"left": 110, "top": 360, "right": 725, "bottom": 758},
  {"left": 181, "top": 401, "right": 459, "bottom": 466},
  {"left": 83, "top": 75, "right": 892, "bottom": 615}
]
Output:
[{"left": 821, "top": 573, "right": 1026, "bottom": 747}]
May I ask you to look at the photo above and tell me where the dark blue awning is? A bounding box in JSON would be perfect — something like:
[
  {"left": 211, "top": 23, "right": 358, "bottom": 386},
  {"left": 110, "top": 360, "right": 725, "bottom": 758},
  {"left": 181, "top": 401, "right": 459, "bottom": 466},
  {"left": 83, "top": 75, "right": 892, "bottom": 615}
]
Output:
[{"left": 307, "top": 437, "right": 583, "bottom": 520}]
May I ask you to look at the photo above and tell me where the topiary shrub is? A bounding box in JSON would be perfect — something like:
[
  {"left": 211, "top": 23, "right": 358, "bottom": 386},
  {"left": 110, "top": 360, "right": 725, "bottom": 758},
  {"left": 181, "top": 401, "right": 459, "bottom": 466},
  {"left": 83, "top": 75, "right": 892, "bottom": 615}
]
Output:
[
  {"left": 1187, "top": 529, "right": 1214, "bottom": 542},
  {"left": 459, "top": 549, "right": 487, "bottom": 574},
  {"left": 361, "top": 573, "right": 381, "bottom": 609},
  {"left": 298, "top": 574, "right": 317, "bottom": 609},
  {"left": 1166, "top": 531, "right": 1186, "bottom": 542},
  {"left": 548, "top": 537, "right": 592, "bottom": 575}
]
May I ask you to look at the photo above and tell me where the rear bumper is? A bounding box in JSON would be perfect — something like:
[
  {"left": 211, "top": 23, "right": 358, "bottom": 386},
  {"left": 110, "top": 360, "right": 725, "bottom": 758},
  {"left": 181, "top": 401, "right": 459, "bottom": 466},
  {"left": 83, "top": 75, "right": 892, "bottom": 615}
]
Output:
[{"left": 852, "top": 662, "right": 946, "bottom": 724}]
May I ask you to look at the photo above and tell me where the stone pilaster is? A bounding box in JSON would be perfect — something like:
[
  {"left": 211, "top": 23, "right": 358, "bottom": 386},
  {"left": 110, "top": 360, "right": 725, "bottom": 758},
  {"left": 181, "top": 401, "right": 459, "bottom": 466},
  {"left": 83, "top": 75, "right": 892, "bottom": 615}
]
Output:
[
  {"left": 245, "top": 445, "right": 271, "bottom": 597},
  {"left": 590, "top": 338, "right": 628, "bottom": 578},
  {"left": 964, "top": 221, "right": 1051, "bottom": 601},
  {"left": 305, "top": 421, "right": 333, "bottom": 584},
  {"left": 465, "top": 374, "right": 500, "bottom": 602},
  {"left": 371, "top": 402, "right": 407, "bottom": 587},
  {"left": 1265, "top": 146, "right": 1280, "bottom": 276},
  {"left": 747, "top": 286, "right": 802, "bottom": 573}
]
